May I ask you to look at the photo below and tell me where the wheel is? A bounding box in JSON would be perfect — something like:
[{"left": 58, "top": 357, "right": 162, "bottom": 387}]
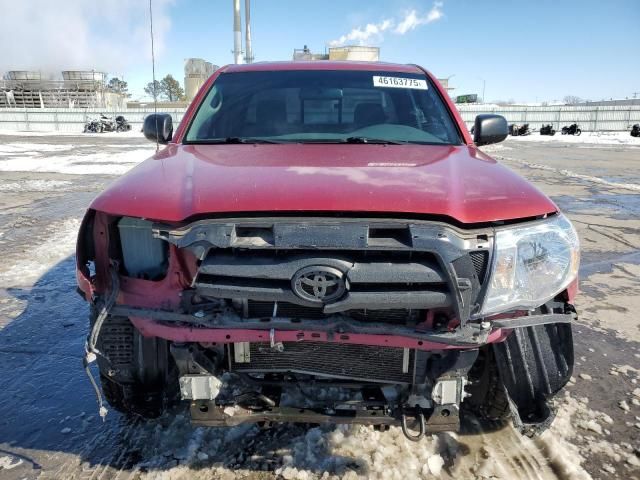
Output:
[
  {"left": 464, "top": 347, "right": 510, "bottom": 421},
  {"left": 551, "top": 130, "right": 556, "bottom": 135},
  {"left": 575, "top": 129, "right": 581, "bottom": 136},
  {"left": 91, "top": 311, "right": 176, "bottom": 417}
]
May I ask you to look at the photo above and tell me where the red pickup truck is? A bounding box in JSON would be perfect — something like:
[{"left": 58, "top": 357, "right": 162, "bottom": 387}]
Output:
[{"left": 77, "top": 61, "right": 579, "bottom": 440}]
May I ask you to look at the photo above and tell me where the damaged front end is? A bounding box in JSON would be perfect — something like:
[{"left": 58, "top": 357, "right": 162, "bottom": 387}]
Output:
[{"left": 77, "top": 211, "right": 578, "bottom": 438}]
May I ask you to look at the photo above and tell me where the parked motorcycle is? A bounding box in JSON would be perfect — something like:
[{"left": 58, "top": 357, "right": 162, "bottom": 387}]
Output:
[
  {"left": 561, "top": 123, "right": 581, "bottom": 135},
  {"left": 84, "top": 114, "right": 131, "bottom": 133},
  {"left": 540, "top": 124, "right": 556, "bottom": 136},
  {"left": 83, "top": 118, "right": 102, "bottom": 133},
  {"left": 631, "top": 124, "right": 640, "bottom": 137},
  {"left": 99, "top": 114, "right": 116, "bottom": 132},
  {"left": 115, "top": 115, "right": 132, "bottom": 132},
  {"left": 509, "top": 123, "right": 531, "bottom": 136}
]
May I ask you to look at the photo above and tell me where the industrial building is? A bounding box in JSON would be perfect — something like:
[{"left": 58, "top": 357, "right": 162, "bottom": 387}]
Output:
[
  {"left": 184, "top": 58, "right": 218, "bottom": 102},
  {"left": 293, "top": 45, "right": 380, "bottom": 62},
  {"left": 0, "top": 70, "right": 126, "bottom": 109}
]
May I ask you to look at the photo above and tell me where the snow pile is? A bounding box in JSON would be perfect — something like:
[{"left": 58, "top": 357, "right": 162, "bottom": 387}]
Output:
[
  {"left": 0, "top": 454, "right": 23, "bottom": 470},
  {"left": 272, "top": 425, "right": 449, "bottom": 480},
  {"left": 123, "top": 394, "right": 601, "bottom": 480}
]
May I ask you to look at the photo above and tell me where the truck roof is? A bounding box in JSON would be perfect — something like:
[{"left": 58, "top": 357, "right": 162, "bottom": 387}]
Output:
[{"left": 223, "top": 60, "right": 424, "bottom": 74}]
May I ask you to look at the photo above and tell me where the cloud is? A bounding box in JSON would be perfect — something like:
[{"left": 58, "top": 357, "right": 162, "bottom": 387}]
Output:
[
  {"left": 329, "top": 19, "right": 394, "bottom": 47},
  {"left": 395, "top": 2, "right": 443, "bottom": 34},
  {"left": 330, "top": 2, "right": 444, "bottom": 46},
  {"left": 0, "top": 0, "right": 173, "bottom": 77}
]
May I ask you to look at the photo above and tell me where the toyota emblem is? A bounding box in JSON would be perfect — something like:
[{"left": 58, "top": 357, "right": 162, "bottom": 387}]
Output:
[{"left": 291, "top": 266, "right": 346, "bottom": 304}]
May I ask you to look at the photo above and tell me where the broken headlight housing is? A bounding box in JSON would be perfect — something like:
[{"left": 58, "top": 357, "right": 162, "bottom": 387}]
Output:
[{"left": 480, "top": 214, "right": 579, "bottom": 316}]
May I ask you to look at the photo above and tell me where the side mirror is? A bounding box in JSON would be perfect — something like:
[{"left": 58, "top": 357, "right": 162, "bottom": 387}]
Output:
[
  {"left": 473, "top": 114, "right": 508, "bottom": 146},
  {"left": 143, "top": 113, "right": 173, "bottom": 144}
]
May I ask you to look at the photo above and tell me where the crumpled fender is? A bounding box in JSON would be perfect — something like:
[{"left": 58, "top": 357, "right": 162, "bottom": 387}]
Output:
[{"left": 492, "top": 321, "right": 574, "bottom": 436}]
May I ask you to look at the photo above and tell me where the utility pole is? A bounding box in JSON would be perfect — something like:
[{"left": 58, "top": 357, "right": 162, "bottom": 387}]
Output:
[
  {"left": 244, "top": 0, "right": 254, "bottom": 63},
  {"left": 232, "top": 0, "right": 243, "bottom": 64},
  {"left": 477, "top": 77, "right": 486, "bottom": 103}
]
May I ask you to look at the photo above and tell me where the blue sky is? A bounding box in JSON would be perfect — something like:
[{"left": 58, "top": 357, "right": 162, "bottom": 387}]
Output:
[{"left": 2, "top": 0, "right": 638, "bottom": 103}]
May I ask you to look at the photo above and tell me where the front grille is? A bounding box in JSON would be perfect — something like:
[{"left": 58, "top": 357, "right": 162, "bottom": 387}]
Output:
[
  {"left": 194, "top": 250, "right": 452, "bottom": 315},
  {"left": 166, "top": 218, "right": 495, "bottom": 325},
  {"left": 469, "top": 251, "right": 489, "bottom": 283},
  {"left": 230, "top": 341, "right": 415, "bottom": 383}
]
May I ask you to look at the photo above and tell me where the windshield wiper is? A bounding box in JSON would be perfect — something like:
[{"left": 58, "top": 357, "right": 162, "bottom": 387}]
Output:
[
  {"left": 344, "top": 137, "right": 406, "bottom": 145},
  {"left": 196, "top": 137, "right": 290, "bottom": 144}
]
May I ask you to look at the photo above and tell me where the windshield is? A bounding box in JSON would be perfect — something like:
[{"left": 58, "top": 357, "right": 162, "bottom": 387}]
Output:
[{"left": 184, "top": 69, "right": 462, "bottom": 145}]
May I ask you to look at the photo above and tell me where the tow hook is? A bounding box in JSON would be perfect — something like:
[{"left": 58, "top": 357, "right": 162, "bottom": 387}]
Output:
[{"left": 401, "top": 410, "right": 426, "bottom": 442}]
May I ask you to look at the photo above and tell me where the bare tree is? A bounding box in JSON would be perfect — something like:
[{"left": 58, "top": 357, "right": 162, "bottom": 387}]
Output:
[{"left": 563, "top": 95, "right": 583, "bottom": 105}]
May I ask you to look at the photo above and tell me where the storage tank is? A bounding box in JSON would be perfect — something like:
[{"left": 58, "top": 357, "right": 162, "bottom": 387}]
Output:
[
  {"left": 62, "top": 71, "right": 106, "bottom": 90},
  {"left": 184, "top": 58, "right": 217, "bottom": 101},
  {"left": 6, "top": 71, "right": 42, "bottom": 80}
]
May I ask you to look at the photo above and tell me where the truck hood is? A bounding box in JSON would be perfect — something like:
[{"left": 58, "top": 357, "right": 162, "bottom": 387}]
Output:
[{"left": 91, "top": 143, "right": 557, "bottom": 225}]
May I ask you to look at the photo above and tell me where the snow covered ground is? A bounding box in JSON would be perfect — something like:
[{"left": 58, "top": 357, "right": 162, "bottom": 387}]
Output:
[
  {"left": 0, "top": 136, "right": 155, "bottom": 176},
  {"left": 0, "top": 135, "right": 639, "bottom": 479},
  {"left": 0, "top": 129, "right": 143, "bottom": 138},
  {"left": 506, "top": 131, "right": 640, "bottom": 146}
]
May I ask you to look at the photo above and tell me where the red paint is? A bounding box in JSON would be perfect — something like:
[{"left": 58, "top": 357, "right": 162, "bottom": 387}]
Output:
[
  {"left": 77, "top": 61, "right": 568, "bottom": 350},
  {"left": 95, "top": 61, "right": 555, "bottom": 225},
  {"left": 130, "top": 316, "right": 509, "bottom": 351},
  {"left": 90, "top": 143, "right": 555, "bottom": 225},
  {"left": 116, "top": 244, "right": 196, "bottom": 309},
  {"left": 566, "top": 277, "right": 579, "bottom": 302}
]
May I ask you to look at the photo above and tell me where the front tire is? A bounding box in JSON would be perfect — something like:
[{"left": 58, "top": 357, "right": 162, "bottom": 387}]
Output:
[
  {"left": 575, "top": 129, "right": 581, "bottom": 136},
  {"left": 464, "top": 347, "right": 510, "bottom": 422}
]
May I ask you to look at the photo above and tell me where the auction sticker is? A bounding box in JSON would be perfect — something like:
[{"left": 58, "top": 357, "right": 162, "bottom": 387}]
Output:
[{"left": 373, "top": 76, "right": 428, "bottom": 90}]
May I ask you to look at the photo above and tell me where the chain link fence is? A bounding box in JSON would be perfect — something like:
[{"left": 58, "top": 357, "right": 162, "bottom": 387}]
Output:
[
  {"left": 0, "top": 105, "right": 639, "bottom": 133},
  {"left": 456, "top": 104, "right": 640, "bottom": 132},
  {"left": 0, "top": 108, "right": 186, "bottom": 133}
]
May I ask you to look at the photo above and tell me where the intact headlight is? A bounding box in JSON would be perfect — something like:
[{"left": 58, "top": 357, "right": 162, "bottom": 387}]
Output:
[{"left": 481, "top": 214, "right": 579, "bottom": 316}]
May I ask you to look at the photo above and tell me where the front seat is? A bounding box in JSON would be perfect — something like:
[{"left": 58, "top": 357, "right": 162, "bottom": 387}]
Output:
[
  {"left": 255, "top": 100, "right": 287, "bottom": 135},
  {"left": 354, "top": 103, "right": 386, "bottom": 128}
]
